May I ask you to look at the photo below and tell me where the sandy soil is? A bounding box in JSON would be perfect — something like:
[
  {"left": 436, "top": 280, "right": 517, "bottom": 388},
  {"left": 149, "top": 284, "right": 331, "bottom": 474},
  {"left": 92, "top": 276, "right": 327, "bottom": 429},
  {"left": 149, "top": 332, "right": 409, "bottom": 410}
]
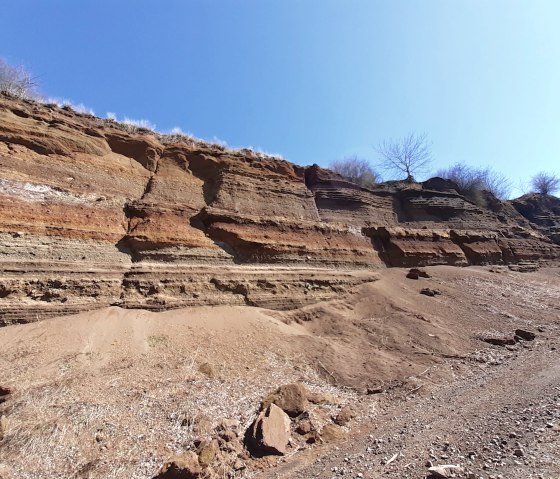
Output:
[{"left": 1, "top": 265, "right": 559, "bottom": 478}]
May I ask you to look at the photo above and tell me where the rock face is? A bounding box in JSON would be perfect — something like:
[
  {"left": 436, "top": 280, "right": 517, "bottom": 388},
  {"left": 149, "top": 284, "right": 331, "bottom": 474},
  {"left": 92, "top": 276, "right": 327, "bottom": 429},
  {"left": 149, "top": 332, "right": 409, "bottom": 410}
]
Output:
[
  {"left": 0, "top": 94, "right": 558, "bottom": 324},
  {"left": 511, "top": 193, "right": 560, "bottom": 245}
]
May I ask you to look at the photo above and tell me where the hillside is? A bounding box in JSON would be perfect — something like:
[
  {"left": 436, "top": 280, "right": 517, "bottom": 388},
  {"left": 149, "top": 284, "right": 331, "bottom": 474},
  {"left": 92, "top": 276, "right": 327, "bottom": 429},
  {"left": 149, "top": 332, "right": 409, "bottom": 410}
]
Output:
[
  {"left": 1, "top": 93, "right": 560, "bottom": 479},
  {"left": 0, "top": 93, "right": 558, "bottom": 325}
]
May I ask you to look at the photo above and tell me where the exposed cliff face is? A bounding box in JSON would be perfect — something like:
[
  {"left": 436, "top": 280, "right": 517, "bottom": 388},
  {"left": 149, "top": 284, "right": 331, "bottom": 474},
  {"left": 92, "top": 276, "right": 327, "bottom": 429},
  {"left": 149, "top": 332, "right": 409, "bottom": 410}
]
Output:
[
  {"left": 0, "top": 94, "right": 558, "bottom": 324},
  {"left": 511, "top": 193, "right": 560, "bottom": 245}
]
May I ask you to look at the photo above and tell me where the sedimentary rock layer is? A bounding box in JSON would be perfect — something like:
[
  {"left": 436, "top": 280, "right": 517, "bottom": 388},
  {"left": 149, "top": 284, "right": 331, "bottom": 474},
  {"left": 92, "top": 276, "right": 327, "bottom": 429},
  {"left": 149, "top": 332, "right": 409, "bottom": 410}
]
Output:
[{"left": 0, "top": 94, "right": 558, "bottom": 323}]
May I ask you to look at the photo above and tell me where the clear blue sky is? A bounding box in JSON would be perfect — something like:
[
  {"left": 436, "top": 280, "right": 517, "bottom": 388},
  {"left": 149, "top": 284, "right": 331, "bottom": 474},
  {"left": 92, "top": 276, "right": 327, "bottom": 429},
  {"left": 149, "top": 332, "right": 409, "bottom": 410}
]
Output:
[{"left": 1, "top": 0, "right": 559, "bottom": 195}]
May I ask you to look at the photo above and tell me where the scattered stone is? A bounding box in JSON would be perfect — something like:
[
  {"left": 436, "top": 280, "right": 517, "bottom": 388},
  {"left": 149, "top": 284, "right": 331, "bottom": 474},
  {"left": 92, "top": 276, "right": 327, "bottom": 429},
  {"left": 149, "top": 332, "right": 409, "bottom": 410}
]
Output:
[
  {"left": 482, "top": 335, "right": 516, "bottom": 347},
  {"left": 249, "top": 403, "right": 291, "bottom": 455},
  {"left": 427, "top": 464, "right": 462, "bottom": 478},
  {"left": 410, "top": 268, "right": 431, "bottom": 278},
  {"left": 514, "top": 329, "right": 536, "bottom": 341},
  {"left": 320, "top": 424, "right": 345, "bottom": 443},
  {"left": 154, "top": 451, "right": 202, "bottom": 479},
  {"left": 420, "top": 288, "right": 441, "bottom": 297},
  {"left": 263, "top": 383, "right": 309, "bottom": 417},
  {"left": 513, "top": 448, "right": 524, "bottom": 457},
  {"left": 334, "top": 405, "right": 356, "bottom": 426},
  {"left": 366, "top": 387, "right": 384, "bottom": 395},
  {"left": 295, "top": 419, "right": 313, "bottom": 435},
  {"left": 406, "top": 271, "right": 420, "bottom": 280}
]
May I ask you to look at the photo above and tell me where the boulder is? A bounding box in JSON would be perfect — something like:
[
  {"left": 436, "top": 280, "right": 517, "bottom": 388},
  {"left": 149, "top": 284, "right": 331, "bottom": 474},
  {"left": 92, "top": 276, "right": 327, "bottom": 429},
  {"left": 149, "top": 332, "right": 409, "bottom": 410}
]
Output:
[
  {"left": 154, "top": 452, "right": 202, "bottom": 479},
  {"left": 249, "top": 403, "right": 291, "bottom": 455},
  {"left": 263, "top": 383, "right": 309, "bottom": 417},
  {"left": 319, "top": 424, "right": 345, "bottom": 442}
]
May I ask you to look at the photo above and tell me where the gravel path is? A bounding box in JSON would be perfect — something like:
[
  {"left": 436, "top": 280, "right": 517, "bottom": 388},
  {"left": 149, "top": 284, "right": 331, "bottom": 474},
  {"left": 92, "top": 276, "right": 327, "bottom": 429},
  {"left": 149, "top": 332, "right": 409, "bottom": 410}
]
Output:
[{"left": 257, "top": 329, "right": 560, "bottom": 479}]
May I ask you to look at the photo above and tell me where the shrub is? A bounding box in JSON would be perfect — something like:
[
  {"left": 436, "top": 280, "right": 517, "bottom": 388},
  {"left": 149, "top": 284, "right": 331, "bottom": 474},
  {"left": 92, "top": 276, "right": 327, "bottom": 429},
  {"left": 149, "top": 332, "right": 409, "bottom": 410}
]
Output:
[
  {"left": 0, "top": 58, "right": 36, "bottom": 99},
  {"left": 531, "top": 171, "right": 560, "bottom": 195},
  {"left": 436, "top": 163, "right": 511, "bottom": 201},
  {"left": 329, "top": 156, "right": 379, "bottom": 187}
]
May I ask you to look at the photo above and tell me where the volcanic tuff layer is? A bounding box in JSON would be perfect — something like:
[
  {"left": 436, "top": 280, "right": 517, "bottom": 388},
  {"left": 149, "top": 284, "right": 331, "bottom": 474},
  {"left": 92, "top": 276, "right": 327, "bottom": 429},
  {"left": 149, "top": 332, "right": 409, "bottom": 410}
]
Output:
[{"left": 0, "top": 94, "right": 558, "bottom": 324}]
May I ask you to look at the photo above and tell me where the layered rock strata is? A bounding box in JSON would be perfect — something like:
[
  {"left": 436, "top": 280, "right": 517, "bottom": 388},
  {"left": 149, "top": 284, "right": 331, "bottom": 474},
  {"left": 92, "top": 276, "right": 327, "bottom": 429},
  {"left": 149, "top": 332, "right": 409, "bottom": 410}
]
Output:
[{"left": 0, "top": 94, "right": 558, "bottom": 324}]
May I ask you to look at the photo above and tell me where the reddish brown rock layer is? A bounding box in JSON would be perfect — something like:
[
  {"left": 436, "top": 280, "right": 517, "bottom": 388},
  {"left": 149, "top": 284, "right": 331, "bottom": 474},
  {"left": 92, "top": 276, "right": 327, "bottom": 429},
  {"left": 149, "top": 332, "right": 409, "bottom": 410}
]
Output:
[{"left": 0, "top": 94, "right": 558, "bottom": 324}]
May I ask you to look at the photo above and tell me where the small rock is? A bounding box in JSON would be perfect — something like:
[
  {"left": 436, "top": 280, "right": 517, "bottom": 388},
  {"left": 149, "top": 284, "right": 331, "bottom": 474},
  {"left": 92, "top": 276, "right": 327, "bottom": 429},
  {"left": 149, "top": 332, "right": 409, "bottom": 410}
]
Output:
[
  {"left": 427, "top": 465, "right": 462, "bottom": 478},
  {"left": 408, "top": 268, "right": 431, "bottom": 279},
  {"left": 513, "top": 448, "right": 524, "bottom": 457},
  {"left": 154, "top": 451, "right": 202, "bottom": 479},
  {"left": 334, "top": 405, "right": 356, "bottom": 426},
  {"left": 482, "top": 335, "right": 516, "bottom": 346},
  {"left": 514, "top": 329, "right": 536, "bottom": 341},
  {"left": 420, "top": 288, "right": 441, "bottom": 297},
  {"left": 295, "top": 419, "right": 313, "bottom": 435}
]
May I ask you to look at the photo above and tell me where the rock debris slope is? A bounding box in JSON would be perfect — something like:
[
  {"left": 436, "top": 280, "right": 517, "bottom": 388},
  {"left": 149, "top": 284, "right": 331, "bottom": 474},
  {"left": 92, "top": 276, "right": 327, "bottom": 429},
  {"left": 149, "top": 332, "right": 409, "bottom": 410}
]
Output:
[{"left": 0, "top": 94, "right": 557, "bottom": 324}]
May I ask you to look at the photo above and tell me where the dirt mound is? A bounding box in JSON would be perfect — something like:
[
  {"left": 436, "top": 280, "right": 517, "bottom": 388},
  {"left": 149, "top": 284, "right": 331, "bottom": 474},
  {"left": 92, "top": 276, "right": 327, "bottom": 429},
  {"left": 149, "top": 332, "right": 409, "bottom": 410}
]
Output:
[{"left": 2, "top": 266, "right": 559, "bottom": 478}]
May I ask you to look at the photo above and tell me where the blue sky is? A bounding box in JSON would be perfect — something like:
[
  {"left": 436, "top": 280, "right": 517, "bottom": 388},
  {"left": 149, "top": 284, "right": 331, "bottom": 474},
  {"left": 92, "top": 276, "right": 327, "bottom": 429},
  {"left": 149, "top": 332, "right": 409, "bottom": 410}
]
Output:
[{"left": 1, "top": 0, "right": 558, "bottom": 195}]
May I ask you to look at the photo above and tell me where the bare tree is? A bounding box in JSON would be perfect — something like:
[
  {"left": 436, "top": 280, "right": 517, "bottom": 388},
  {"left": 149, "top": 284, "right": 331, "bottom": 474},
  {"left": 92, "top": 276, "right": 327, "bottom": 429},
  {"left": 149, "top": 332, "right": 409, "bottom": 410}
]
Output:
[
  {"left": 329, "top": 156, "right": 379, "bottom": 187},
  {"left": 0, "top": 58, "right": 36, "bottom": 99},
  {"left": 376, "top": 132, "right": 432, "bottom": 181},
  {"left": 436, "top": 162, "right": 512, "bottom": 200},
  {"left": 531, "top": 171, "right": 560, "bottom": 195}
]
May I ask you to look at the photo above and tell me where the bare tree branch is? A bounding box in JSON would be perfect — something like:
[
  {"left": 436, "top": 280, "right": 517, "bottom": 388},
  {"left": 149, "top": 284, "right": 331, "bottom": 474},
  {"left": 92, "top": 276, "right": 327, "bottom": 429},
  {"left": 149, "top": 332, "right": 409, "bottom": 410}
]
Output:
[
  {"left": 0, "top": 58, "right": 37, "bottom": 99},
  {"left": 436, "top": 162, "right": 512, "bottom": 200},
  {"left": 376, "top": 132, "right": 432, "bottom": 181},
  {"left": 531, "top": 171, "right": 560, "bottom": 195}
]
